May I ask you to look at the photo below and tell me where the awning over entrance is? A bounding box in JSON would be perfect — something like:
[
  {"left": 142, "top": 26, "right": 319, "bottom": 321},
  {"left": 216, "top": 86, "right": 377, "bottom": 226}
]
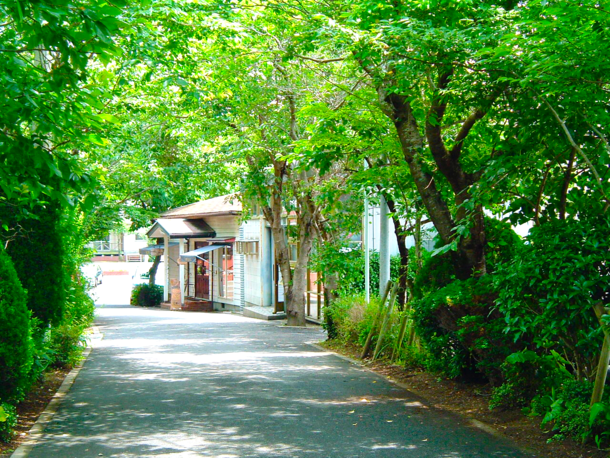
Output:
[
  {"left": 139, "top": 241, "right": 178, "bottom": 255},
  {"left": 179, "top": 245, "right": 224, "bottom": 263},
  {"left": 146, "top": 218, "right": 216, "bottom": 239}
]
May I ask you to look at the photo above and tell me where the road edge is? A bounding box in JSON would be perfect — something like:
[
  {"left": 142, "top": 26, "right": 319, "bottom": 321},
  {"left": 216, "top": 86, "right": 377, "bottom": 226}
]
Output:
[
  {"left": 10, "top": 326, "right": 103, "bottom": 458},
  {"left": 307, "top": 341, "right": 536, "bottom": 457}
]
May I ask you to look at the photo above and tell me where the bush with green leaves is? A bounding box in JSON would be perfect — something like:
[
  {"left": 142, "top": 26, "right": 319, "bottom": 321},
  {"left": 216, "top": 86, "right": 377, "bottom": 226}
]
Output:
[
  {"left": 528, "top": 380, "right": 610, "bottom": 447},
  {"left": 411, "top": 276, "right": 514, "bottom": 382},
  {"left": 131, "top": 284, "right": 164, "bottom": 307},
  {"left": 323, "top": 294, "right": 412, "bottom": 360},
  {"left": 494, "top": 216, "right": 610, "bottom": 381},
  {"left": 323, "top": 295, "right": 376, "bottom": 344},
  {"left": 0, "top": 245, "right": 33, "bottom": 404},
  {"left": 489, "top": 350, "right": 573, "bottom": 411},
  {"left": 48, "top": 268, "right": 95, "bottom": 369},
  {"left": 410, "top": 218, "right": 523, "bottom": 383},
  {"left": 0, "top": 403, "right": 17, "bottom": 443}
]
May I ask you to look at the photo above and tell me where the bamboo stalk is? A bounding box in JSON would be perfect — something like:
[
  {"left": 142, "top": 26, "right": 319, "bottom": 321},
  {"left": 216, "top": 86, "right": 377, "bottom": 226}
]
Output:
[
  {"left": 590, "top": 302, "right": 610, "bottom": 407},
  {"left": 373, "top": 282, "right": 399, "bottom": 361},
  {"left": 591, "top": 335, "right": 610, "bottom": 407},
  {"left": 390, "top": 313, "right": 409, "bottom": 362},
  {"left": 361, "top": 280, "right": 393, "bottom": 359}
]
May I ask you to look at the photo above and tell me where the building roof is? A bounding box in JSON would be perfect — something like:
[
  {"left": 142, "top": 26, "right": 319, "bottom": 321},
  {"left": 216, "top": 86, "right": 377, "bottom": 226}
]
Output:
[
  {"left": 162, "top": 194, "right": 242, "bottom": 219},
  {"left": 146, "top": 218, "right": 216, "bottom": 239}
]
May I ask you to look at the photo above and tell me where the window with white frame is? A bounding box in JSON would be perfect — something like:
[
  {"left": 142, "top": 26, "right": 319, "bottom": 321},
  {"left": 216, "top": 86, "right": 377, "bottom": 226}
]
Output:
[{"left": 235, "top": 240, "right": 259, "bottom": 256}]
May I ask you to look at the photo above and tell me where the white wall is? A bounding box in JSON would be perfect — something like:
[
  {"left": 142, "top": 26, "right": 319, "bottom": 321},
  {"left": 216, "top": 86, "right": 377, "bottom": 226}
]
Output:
[
  {"left": 241, "top": 219, "right": 264, "bottom": 307},
  {"left": 123, "top": 233, "right": 148, "bottom": 254},
  {"left": 204, "top": 215, "right": 240, "bottom": 238}
]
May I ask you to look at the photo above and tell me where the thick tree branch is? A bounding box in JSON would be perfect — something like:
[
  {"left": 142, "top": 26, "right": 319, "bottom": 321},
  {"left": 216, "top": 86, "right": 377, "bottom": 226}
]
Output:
[
  {"left": 449, "top": 108, "right": 485, "bottom": 161},
  {"left": 425, "top": 69, "right": 453, "bottom": 163},
  {"left": 295, "top": 54, "right": 346, "bottom": 64}
]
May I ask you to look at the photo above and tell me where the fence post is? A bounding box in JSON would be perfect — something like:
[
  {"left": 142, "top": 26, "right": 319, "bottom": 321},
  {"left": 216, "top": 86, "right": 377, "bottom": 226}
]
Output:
[
  {"left": 373, "top": 282, "right": 399, "bottom": 361},
  {"left": 361, "top": 280, "right": 393, "bottom": 359},
  {"left": 590, "top": 302, "right": 610, "bottom": 407}
]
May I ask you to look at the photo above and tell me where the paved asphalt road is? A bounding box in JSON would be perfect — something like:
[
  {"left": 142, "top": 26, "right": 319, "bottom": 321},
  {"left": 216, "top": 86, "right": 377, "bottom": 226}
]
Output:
[{"left": 23, "top": 277, "right": 530, "bottom": 458}]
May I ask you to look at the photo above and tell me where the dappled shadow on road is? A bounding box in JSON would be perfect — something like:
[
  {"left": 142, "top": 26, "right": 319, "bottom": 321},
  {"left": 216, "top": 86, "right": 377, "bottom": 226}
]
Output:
[{"left": 27, "top": 310, "right": 530, "bottom": 458}]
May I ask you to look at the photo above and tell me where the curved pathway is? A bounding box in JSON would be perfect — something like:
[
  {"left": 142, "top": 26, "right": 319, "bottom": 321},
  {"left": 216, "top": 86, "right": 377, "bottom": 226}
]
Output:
[{"left": 22, "top": 279, "right": 530, "bottom": 457}]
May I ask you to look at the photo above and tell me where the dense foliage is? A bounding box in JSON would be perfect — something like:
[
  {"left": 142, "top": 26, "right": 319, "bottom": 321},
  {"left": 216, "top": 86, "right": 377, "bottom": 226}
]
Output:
[
  {"left": 1, "top": 0, "right": 609, "bottom": 449},
  {"left": 0, "top": 246, "right": 32, "bottom": 404},
  {"left": 6, "top": 204, "right": 66, "bottom": 327},
  {"left": 131, "top": 284, "right": 164, "bottom": 307}
]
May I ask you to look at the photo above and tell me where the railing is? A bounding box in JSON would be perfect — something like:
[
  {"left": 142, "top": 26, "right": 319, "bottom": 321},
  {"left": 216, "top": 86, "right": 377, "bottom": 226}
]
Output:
[
  {"left": 306, "top": 270, "right": 324, "bottom": 321},
  {"left": 86, "top": 241, "right": 120, "bottom": 252}
]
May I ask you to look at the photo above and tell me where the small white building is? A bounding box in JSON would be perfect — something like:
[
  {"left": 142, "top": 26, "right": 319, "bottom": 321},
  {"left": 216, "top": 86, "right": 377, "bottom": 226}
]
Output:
[{"left": 143, "top": 194, "right": 286, "bottom": 318}]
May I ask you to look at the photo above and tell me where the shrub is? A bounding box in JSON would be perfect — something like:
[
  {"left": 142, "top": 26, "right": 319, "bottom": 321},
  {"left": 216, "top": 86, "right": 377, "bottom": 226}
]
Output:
[
  {"left": 323, "top": 294, "right": 411, "bottom": 361},
  {"left": 0, "top": 245, "right": 33, "bottom": 403},
  {"left": 530, "top": 380, "right": 610, "bottom": 446},
  {"left": 47, "top": 268, "right": 95, "bottom": 370},
  {"left": 323, "top": 295, "right": 373, "bottom": 344},
  {"left": 0, "top": 403, "right": 17, "bottom": 443},
  {"left": 409, "top": 218, "right": 523, "bottom": 383},
  {"left": 6, "top": 204, "right": 65, "bottom": 328},
  {"left": 494, "top": 215, "right": 610, "bottom": 381},
  {"left": 131, "top": 284, "right": 163, "bottom": 307},
  {"left": 411, "top": 276, "right": 516, "bottom": 383},
  {"left": 489, "top": 350, "right": 572, "bottom": 411}
]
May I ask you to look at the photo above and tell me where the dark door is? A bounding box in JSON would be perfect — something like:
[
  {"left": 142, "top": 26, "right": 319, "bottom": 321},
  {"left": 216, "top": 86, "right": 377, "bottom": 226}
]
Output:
[{"left": 194, "top": 242, "right": 210, "bottom": 299}]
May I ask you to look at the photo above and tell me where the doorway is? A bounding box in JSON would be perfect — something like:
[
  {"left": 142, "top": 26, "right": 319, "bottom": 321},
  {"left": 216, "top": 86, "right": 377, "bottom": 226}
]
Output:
[{"left": 194, "top": 241, "right": 210, "bottom": 299}]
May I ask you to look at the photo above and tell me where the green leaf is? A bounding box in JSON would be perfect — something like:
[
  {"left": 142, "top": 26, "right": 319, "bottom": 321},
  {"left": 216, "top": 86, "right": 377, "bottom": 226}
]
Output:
[
  {"left": 590, "top": 402, "right": 607, "bottom": 427},
  {"left": 97, "top": 113, "right": 121, "bottom": 124}
]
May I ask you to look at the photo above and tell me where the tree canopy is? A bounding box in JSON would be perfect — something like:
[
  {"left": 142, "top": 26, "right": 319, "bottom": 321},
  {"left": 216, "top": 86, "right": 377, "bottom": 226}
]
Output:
[{"left": 1, "top": 0, "right": 610, "bottom": 447}]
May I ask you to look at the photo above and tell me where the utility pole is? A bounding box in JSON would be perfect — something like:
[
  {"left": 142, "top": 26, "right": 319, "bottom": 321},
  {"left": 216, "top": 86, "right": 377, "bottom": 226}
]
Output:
[
  {"left": 364, "top": 193, "right": 370, "bottom": 304},
  {"left": 379, "top": 195, "right": 390, "bottom": 296}
]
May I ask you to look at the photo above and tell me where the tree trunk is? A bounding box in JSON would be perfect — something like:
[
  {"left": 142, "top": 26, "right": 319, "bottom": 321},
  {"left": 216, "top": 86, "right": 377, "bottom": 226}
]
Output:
[
  {"left": 148, "top": 255, "right": 161, "bottom": 287},
  {"left": 323, "top": 272, "right": 339, "bottom": 307},
  {"left": 414, "top": 214, "right": 423, "bottom": 273},
  {"left": 286, "top": 195, "right": 316, "bottom": 326},
  {"left": 385, "top": 197, "right": 409, "bottom": 310},
  {"left": 379, "top": 90, "right": 487, "bottom": 278},
  {"left": 260, "top": 171, "right": 316, "bottom": 327}
]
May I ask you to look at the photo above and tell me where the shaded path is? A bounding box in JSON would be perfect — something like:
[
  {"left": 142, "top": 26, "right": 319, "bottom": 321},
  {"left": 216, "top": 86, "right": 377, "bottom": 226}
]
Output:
[{"left": 24, "top": 304, "right": 530, "bottom": 457}]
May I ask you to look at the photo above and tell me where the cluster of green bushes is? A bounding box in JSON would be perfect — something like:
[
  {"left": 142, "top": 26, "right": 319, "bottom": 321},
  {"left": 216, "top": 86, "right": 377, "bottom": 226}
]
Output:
[
  {"left": 0, "top": 208, "right": 95, "bottom": 443},
  {"left": 325, "top": 215, "right": 610, "bottom": 448},
  {"left": 130, "top": 283, "right": 163, "bottom": 307}
]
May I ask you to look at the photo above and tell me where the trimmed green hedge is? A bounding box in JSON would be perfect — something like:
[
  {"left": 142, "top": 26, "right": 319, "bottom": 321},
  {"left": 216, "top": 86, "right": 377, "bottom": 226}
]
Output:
[
  {"left": 6, "top": 204, "right": 65, "bottom": 327},
  {"left": 0, "top": 245, "right": 32, "bottom": 403},
  {"left": 131, "top": 284, "right": 163, "bottom": 307}
]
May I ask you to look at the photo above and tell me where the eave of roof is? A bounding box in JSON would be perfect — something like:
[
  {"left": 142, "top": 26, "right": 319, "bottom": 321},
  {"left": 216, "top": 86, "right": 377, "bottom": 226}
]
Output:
[
  {"left": 161, "top": 194, "right": 242, "bottom": 219},
  {"left": 146, "top": 218, "right": 216, "bottom": 239}
]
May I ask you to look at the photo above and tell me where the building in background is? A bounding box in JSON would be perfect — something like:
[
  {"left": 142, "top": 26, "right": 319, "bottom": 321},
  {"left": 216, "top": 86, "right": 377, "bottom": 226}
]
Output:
[
  {"left": 87, "top": 229, "right": 148, "bottom": 262},
  {"left": 142, "top": 194, "right": 288, "bottom": 320}
]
